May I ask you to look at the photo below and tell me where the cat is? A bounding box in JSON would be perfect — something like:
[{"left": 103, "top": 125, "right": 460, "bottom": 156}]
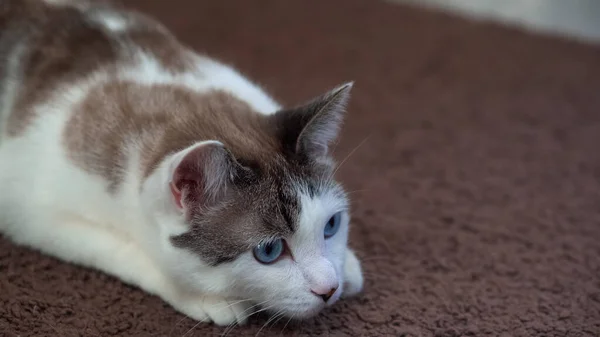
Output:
[{"left": 0, "top": 0, "right": 363, "bottom": 326}]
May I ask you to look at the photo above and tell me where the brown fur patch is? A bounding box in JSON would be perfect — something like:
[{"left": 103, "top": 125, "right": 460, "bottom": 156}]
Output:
[
  {"left": 0, "top": 0, "right": 194, "bottom": 137},
  {"left": 2, "top": 0, "right": 117, "bottom": 136},
  {"left": 115, "top": 19, "right": 195, "bottom": 73},
  {"left": 64, "top": 81, "right": 280, "bottom": 191}
]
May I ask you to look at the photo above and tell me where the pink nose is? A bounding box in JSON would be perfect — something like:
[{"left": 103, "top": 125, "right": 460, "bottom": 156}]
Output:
[{"left": 312, "top": 286, "right": 338, "bottom": 303}]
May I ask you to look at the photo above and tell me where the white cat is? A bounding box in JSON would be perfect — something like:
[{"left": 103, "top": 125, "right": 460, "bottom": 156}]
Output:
[{"left": 0, "top": 0, "right": 364, "bottom": 326}]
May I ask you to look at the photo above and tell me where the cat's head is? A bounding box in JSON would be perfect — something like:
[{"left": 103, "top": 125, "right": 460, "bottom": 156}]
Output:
[{"left": 141, "top": 83, "right": 361, "bottom": 319}]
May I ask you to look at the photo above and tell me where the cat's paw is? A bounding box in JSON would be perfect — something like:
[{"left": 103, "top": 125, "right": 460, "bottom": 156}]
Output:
[
  {"left": 342, "top": 249, "right": 364, "bottom": 298},
  {"left": 177, "top": 295, "right": 254, "bottom": 326}
]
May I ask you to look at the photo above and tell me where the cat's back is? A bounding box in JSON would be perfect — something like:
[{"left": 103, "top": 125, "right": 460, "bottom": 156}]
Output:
[
  {"left": 0, "top": 0, "right": 279, "bottom": 143},
  {"left": 0, "top": 0, "right": 169, "bottom": 140},
  {"left": 0, "top": 0, "right": 279, "bottom": 218}
]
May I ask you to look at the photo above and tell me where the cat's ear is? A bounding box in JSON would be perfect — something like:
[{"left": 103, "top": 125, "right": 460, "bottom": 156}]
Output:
[
  {"left": 274, "top": 82, "right": 353, "bottom": 159},
  {"left": 168, "top": 141, "right": 237, "bottom": 211}
]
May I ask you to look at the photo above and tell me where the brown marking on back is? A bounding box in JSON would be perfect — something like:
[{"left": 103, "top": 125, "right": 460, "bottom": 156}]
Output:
[
  {"left": 114, "top": 16, "right": 195, "bottom": 73},
  {"left": 2, "top": 0, "right": 118, "bottom": 136},
  {"left": 0, "top": 0, "right": 195, "bottom": 137},
  {"left": 83, "top": 1, "right": 195, "bottom": 72},
  {"left": 85, "top": 2, "right": 195, "bottom": 73},
  {"left": 64, "top": 81, "right": 280, "bottom": 192}
]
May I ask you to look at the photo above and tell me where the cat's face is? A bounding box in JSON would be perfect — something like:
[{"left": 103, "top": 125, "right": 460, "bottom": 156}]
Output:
[
  {"left": 225, "top": 188, "right": 350, "bottom": 318},
  {"left": 142, "top": 83, "right": 355, "bottom": 318}
]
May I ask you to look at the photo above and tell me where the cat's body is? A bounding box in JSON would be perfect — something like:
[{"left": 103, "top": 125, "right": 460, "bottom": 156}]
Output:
[{"left": 0, "top": 0, "right": 363, "bottom": 326}]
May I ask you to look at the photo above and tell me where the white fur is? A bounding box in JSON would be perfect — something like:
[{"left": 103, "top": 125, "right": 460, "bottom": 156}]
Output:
[
  {"left": 0, "top": 21, "right": 362, "bottom": 327},
  {"left": 94, "top": 12, "right": 130, "bottom": 32},
  {"left": 119, "top": 53, "right": 281, "bottom": 114}
]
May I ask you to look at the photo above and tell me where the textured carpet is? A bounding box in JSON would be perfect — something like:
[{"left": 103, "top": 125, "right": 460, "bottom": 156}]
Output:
[{"left": 2, "top": 0, "right": 600, "bottom": 336}]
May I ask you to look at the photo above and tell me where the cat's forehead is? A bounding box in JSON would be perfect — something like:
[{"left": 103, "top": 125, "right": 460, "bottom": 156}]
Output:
[
  {"left": 246, "top": 155, "right": 348, "bottom": 242},
  {"left": 243, "top": 154, "right": 335, "bottom": 230},
  {"left": 259, "top": 155, "right": 332, "bottom": 195}
]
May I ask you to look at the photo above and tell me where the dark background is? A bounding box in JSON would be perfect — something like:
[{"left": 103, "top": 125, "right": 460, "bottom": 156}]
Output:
[{"left": 1, "top": 0, "right": 600, "bottom": 336}]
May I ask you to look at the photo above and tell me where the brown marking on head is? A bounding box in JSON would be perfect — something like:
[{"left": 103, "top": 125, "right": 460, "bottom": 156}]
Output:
[
  {"left": 63, "top": 81, "right": 351, "bottom": 264},
  {"left": 1, "top": 0, "right": 194, "bottom": 137}
]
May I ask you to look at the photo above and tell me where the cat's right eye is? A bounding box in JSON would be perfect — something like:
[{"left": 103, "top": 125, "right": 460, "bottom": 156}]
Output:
[
  {"left": 324, "top": 212, "right": 342, "bottom": 238},
  {"left": 253, "top": 239, "right": 284, "bottom": 264}
]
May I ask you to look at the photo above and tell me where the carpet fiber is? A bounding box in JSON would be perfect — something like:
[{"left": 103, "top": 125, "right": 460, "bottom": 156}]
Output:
[{"left": 1, "top": 0, "right": 600, "bottom": 336}]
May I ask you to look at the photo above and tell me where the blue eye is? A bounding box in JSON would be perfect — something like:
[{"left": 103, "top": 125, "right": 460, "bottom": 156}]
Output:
[
  {"left": 253, "top": 239, "right": 284, "bottom": 264},
  {"left": 324, "top": 212, "right": 342, "bottom": 238}
]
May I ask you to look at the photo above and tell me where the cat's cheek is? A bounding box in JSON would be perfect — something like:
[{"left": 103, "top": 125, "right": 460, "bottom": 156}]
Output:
[{"left": 341, "top": 249, "right": 364, "bottom": 298}]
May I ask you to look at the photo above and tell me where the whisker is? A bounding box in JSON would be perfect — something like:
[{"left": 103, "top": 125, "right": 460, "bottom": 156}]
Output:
[
  {"left": 170, "top": 314, "right": 192, "bottom": 336},
  {"left": 239, "top": 299, "right": 272, "bottom": 321},
  {"left": 280, "top": 314, "right": 294, "bottom": 336},
  {"left": 206, "top": 298, "right": 255, "bottom": 318},
  {"left": 255, "top": 310, "right": 283, "bottom": 337},
  {"left": 42, "top": 318, "right": 64, "bottom": 336},
  {"left": 181, "top": 316, "right": 210, "bottom": 337},
  {"left": 175, "top": 316, "right": 189, "bottom": 326},
  {"left": 331, "top": 136, "right": 342, "bottom": 156},
  {"left": 332, "top": 135, "right": 371, "bottom": 177},
  {"left": 221, "top": 298, "right": 253, "bottom": 311},
  {"left": 268, "top": 312, "right": 286, "bottom": 331},
  {"left": 180, "top": 295, "right": 213, "bottom": 337},
  {"left": 221, "top": 300, "right": 273, "bottom": 337},
  {"left": 345, "top": 188, "right": 371, "bottom": 195},
  {"left": 194, "top": 298, "right": 255, "bottom": 324},
  {"left": 268, "top": 312, "right": 286, "bottom": 332},
  {"left": 234, "top": 302, "right": 280, "bottom": 337},
  {"left": 245, "top": 303, "right": 277, "bottom": 320},
  {"left": 221, "top": 320, "right": 237, "bottom": 337},
  {"left": 216, "top": 299, "right": 257, "bottom": 337}
]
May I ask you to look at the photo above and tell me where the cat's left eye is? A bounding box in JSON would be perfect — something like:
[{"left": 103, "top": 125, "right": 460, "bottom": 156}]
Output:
[
  {"left": 253, "top": 239, "right": 284, "bottom": 264},
  {"left": 324, "top": 212, "right": 342, "bottom": 238}
]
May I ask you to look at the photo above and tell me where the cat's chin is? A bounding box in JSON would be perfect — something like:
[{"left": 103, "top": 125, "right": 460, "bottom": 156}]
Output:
[
  {"left": 267, "top": 299, "right": 332, "bottom": 320},
  {"left": 277, "top": 306, "right": 324, "bottom": 320}
]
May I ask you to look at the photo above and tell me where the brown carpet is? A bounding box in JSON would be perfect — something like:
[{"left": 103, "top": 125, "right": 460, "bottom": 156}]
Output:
[{"left": 2, "top": 0, "right": 600, "bottom": 336}]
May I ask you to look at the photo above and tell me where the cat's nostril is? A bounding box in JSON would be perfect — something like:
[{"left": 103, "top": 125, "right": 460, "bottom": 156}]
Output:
[{"left": 313, "top": 286, "right": 338, "bottom": 303}]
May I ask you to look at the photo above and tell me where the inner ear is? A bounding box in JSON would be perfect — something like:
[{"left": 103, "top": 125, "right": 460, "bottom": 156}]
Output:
[
  {"left": 272, "top": 82, "right": 353, "bottom": 160},
  {"left": 169, "top": 141, "right": 238, "bottom": 212}
]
